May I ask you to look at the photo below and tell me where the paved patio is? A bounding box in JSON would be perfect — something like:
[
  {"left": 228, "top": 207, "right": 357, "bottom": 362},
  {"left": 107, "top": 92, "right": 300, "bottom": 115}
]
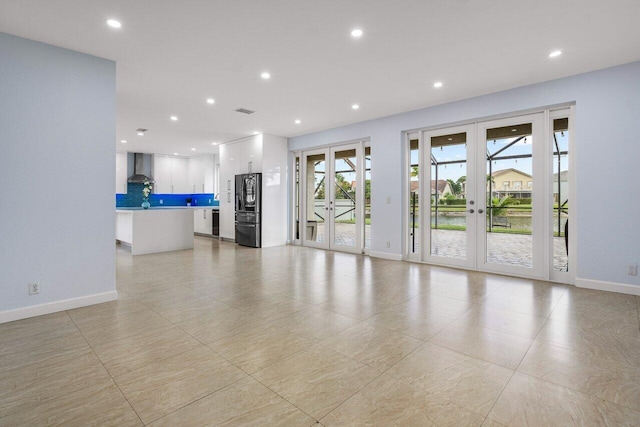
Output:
[{"left": 313, "top": 223, "right": 568, "bottom": 271}]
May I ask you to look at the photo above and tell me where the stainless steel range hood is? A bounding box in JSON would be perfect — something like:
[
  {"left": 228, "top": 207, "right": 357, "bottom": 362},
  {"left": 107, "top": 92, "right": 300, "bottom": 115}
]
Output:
[{"left": 127, "top": 153, "right": 154, "bottom": 183}]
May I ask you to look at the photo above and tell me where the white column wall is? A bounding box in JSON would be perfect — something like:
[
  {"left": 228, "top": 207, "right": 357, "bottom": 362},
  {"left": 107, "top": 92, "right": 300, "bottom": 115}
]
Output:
[{"left": 0, "top": 33, "right": 117, "bottom": 322}]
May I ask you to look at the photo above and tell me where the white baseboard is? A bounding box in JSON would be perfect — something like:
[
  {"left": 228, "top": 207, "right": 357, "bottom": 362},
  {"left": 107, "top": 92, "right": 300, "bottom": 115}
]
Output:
[
  {"left": 0, "top": 291, "right": 119, "bottom": 324},
  {"left": 369, "top": 251, "right": 403, "bottom": 261},
  {"left": 575, "top": 278, "right": 640, "bottom": 296}
]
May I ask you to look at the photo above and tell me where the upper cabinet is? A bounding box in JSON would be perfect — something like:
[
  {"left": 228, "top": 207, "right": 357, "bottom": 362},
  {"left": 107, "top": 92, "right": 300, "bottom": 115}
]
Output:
[
  {"left": 242, "top": 136, "right": 262, "bottom": 173},
  {"left": 153, "top": 155, "right": 189, "bottom": 194},
  {"left": 153, "top": 155, "right": 172, "bottom": 194},
  {"left": 115, "top": 151, "right": 128, "bottom": 194},
  {"left": 188, "top": 154, "right": 215, "bottom": 194}
]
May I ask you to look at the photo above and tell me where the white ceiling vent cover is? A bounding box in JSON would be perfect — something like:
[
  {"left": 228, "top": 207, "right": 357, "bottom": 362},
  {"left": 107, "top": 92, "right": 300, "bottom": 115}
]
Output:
[{"left": 234, "top": 108, "right": 255, "bottom": 115}]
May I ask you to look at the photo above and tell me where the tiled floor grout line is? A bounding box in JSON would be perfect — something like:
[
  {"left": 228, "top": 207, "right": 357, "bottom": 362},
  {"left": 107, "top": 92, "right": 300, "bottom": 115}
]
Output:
[
  {"left": 143, "top": 374, "right": 249, "bottom": 425},
  {"left": 169, "top": 319, "right": 320, "bottom": 422},
  {"left": 313, "top": 341, "right": 430, "bottom": 424},
  {"left": 64, "top": 310, "right": 146, "bottom": 426}
]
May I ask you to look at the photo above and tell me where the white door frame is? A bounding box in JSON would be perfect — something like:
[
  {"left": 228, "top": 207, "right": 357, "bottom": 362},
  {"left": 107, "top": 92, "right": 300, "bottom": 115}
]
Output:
[
  {"left": 421, "top": 124, "right": 477, "bottom": 270},
  {"left": 406, "top": 109, "right": 576, "bottom": 283},
  {"left": 475, "top": 112, "right": 546, "bottom": 279},
  {"left": 300, "top": 142, "right": 366, "bottom": 254}
]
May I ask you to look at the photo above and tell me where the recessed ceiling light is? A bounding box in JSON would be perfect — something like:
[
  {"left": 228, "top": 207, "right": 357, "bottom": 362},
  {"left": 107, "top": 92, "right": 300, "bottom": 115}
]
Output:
[
  {"left": 191, "top": 148, "right": 196, "bottom": 151},
  {"left": 253, "top": 131, "right": 260, "bottom": 135},
  {"left": 206, "top": 98, "right": 215, "bottom": 104},
  {"left": 211, "top": 142, "right": 218, "bottom": 145},
  {"left": 261, "top": 72, "right": 271, "bottom": 79},
  {"left": 295, "top": 119, "right": 301, "bottom": 124},
  {"left": 137, "top": 132, "right": 144, "bottom": 136},
  {"left": 549, "top": 50, "right": 562, "bottom": 58},
  {"left": 447, "top": 138, "right": 452, "bottom": 141},
  {"left": 352, "top": 104, "right": 360, "bottom": 110},
  {"left": 106, "top": 19, "right": 122, "bottom": 29},
  {"left": 351, "top": 29, "right": 363, "bottom": 38},
  {"left": 433, "top": 81, "right": 443, "bottom": 88},
  {"left": 120, "top": 140, "right": 127, "bottom": 144},
  {"left": 170, "top": 116, "right": 178, "bottom": 121},
  {"left": 512, "top": 128, "right": 517, "bottom": 132}
]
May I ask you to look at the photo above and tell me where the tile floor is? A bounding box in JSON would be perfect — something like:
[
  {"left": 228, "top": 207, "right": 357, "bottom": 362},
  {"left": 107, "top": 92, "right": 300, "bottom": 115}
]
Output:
[{"left": 1, "top": 237, "right": 639, "bottom": 426}]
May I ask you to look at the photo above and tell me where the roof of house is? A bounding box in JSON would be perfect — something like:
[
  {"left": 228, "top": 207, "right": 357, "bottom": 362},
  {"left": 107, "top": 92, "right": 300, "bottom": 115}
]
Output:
[
  {"left": 410, "top": 180, "right": 451, "bottom": 193},
  {"left": 491, "top": 168, "right": 532, "bottom": 178}
]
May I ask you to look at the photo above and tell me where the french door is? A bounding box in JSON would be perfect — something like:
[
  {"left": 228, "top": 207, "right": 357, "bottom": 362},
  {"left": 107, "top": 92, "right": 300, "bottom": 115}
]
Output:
[
  {"left": 301, "top": 143, "right": 365, "bottom": 254},
  {"left": 409, "top": 112, "right": 547, "bottom": 279}
]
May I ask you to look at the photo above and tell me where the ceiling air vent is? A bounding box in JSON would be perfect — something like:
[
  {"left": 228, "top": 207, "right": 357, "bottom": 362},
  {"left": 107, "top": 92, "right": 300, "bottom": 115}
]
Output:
[{"left": 234, "top": 108, "right": 255, "bottom": 115}]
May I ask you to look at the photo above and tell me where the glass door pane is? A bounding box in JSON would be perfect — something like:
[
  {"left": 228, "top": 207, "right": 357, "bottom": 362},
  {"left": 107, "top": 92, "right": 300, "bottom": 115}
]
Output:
[
  {"left": 429, "top": 131, "right": 468, "bottom": 260},
  {"left": 304, "top": 152, "right": 326, "bottom": 245},
  {"left": 364, "top": 146, "right": 371, "bottom": 250},
  {"left": 484, "top": 121, "right": 534, "bottom": 268},
  {"left": 553, "top": 117, "right": 570, "bottom": 272},
  {"left": 408, "top": 138, "right": 420, "bottom": 257},
  {"left": 332, "top": 148, "right": 358, "bottom": 249}
]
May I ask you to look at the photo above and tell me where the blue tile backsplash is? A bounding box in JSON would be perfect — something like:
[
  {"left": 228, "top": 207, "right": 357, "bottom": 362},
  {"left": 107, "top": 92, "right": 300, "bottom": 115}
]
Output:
[{"left": 116, "top": 183, "right": 219, "bottom": 208}]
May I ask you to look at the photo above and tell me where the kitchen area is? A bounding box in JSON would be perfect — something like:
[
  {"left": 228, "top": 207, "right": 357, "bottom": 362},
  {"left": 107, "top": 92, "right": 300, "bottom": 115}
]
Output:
[{"left": 115, "top": 134, "right": 287, "bottom": 255}]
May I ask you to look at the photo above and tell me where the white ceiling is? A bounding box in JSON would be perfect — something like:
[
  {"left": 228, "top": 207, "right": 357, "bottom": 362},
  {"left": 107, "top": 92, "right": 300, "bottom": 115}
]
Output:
[{"left": 1, "top": 0, "right": 639, "bottom": 156}]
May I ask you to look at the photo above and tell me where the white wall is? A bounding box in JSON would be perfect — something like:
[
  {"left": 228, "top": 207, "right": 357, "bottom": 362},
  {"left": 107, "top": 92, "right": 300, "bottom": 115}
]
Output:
[
  {"left": 0, "top": 33, "right": 117, "bottom": 322},
  {"left": 289, "top": 61, "right": 640, "bottom": 290}
]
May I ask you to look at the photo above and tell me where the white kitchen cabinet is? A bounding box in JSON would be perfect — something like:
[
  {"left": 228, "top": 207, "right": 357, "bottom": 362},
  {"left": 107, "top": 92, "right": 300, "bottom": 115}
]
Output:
[
  {"left": 219, "top": 143, "right": 239, "bottom": 240},
  {"left": 188, "top": 156, "right": 204, "bottom": 194},
  {"left": 241, "top": 136, "right": 262, "bottom": 173},
  {"left": 188, "top": 155, "right": 215, "bottom": 194},
  {"left": 171, "top": 157, "right": 189, "bottom": 194},
  {"left": 115, "top": 151, "right": 128, "bottom": 194},
  {"left": 204, "top": 154, "right": 214, "bottom": 193},
  {"left": 153, "top": 155, "right": 172, "bottom": 194},
  {"left": 194, "top": 209, "right": 213, "bottom": 235},
  {"left": 153, "top": 155, "right": 190, "bottom": 194}
]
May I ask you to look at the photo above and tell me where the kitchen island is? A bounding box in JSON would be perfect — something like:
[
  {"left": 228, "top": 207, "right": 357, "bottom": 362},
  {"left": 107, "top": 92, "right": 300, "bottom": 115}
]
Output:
[{"left": 116, "top": 207, "right": 196, "bottom": 255}]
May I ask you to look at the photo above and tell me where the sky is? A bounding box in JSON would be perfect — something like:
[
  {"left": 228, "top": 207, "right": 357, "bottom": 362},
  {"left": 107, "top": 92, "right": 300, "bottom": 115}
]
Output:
[{"left": 410, "top": 131, "right": 569, "bottom": 182}]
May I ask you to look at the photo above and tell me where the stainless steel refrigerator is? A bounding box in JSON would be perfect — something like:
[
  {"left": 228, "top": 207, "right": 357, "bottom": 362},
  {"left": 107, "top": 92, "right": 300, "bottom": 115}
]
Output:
[{"left": 235, "top": 173, "right": 261, "bottom": 247}]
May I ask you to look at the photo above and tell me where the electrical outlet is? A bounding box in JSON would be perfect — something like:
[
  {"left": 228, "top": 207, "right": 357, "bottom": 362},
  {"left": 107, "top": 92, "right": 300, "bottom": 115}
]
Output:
[
  {"left": 386, "top": 197, "right": 391, "bottom": 204},
  {"left": 386, "top": 241, "right": 391, "bottom": 248},
  {"left": 628, "top": 264, "right": 638, "bottom": 276},
  {"left": 28, "top": 283, "right": 39, "bottom": 295}
]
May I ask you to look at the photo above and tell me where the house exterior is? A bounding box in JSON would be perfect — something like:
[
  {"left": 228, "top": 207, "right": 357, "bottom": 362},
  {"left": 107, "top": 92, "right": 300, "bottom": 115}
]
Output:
[
  {"left": 432, "top": 180, "right": 452, "bottom": 198},
  {"left": 489, "top": 168, "right": 532, "bottom": 199},
  {"left": 553, "top": 170, "right": 569, "bottom": 204},
  {"left": 408, "top": 180, "right": 452, "bottom": 199}
]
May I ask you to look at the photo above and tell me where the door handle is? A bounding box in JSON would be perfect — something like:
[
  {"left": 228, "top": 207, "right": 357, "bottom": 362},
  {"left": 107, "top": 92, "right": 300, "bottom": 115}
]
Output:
[
  {"left": 469, "top": 200, "right": 475, "bottom": 205},
  {"left": 469, "top": 209, "right": 474, "bottom": 214},
  {"left": 478, "top": 209, "right": 484, "bottom": 214}
]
